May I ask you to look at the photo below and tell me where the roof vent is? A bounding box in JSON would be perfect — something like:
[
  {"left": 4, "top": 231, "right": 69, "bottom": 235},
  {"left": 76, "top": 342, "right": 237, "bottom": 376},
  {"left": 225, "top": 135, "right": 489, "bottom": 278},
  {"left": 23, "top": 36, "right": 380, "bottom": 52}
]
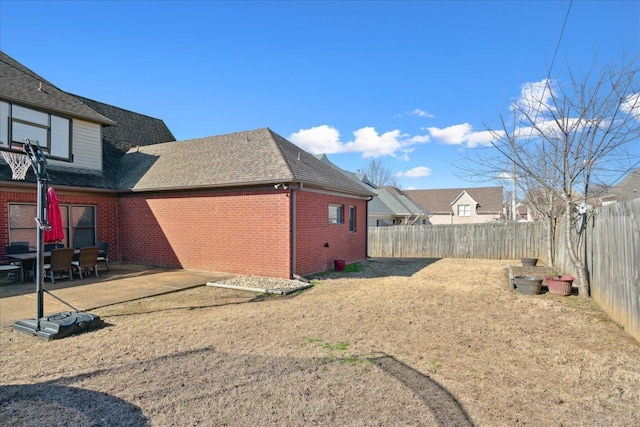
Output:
[
  {"left": 38, "top": 81, "right": 42, "bottom": 91},
  {"left": 297, "top": 152, "right": 301, "bottom": 161}
]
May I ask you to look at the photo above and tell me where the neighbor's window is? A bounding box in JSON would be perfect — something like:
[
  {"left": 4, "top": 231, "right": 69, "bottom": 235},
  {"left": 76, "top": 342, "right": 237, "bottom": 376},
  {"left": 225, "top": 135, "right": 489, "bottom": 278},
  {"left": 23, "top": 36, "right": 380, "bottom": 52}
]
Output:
[
  {"left": 0, "top": 101, "right": 72, "bottom": 160},
  {"left": 329, "top": 204, "right": 344, "bottom": 224},
  {"left": 8, "top": 203, "right": 96, "bottom": 248},
  {"left": 349, "top": 206, "right": 356, "bottom": 232},
  {"left": 457, "top": 204, "right": 470, "bottom": 216}
]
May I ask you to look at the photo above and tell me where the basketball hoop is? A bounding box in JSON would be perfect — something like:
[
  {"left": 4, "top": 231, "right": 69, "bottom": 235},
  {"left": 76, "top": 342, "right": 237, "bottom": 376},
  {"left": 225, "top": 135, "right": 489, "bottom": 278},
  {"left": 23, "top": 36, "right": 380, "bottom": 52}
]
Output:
[{"left": 2, "top": 150, "right": 32, "bottom": 180}]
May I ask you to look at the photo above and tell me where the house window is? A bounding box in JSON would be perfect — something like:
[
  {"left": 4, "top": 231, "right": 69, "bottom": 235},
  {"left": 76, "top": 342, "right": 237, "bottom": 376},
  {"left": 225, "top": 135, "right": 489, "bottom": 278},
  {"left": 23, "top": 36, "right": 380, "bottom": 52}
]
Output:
[
  {"left": 328, "top": 204, "right": 344, "bottom": 224},
  {"left": 349, "top": 206, "right": 356, "bottom": 232},
  {"left": 8, "top": 203, "right": 96, "bottom": 248},
  {"left": 0, "top": 101, "right": 72, "bottom": 161},
  {"left": 457, "top": 204, "right": 470, "bottom": 216}
]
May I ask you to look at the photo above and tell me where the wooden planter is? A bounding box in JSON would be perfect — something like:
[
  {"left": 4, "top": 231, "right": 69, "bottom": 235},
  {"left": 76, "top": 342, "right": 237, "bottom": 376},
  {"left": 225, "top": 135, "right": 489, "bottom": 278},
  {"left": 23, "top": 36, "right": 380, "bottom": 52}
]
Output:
[{"left": 545, "top": 276, "right": 574, "bottom": 296}]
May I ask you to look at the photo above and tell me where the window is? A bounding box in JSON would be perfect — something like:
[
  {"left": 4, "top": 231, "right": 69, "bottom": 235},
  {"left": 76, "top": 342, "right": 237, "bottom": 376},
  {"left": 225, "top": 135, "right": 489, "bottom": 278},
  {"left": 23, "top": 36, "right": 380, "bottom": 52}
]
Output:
[
  {"left": 0, "top": 101, "right": 72, "bottom": 160},
  {"left": 457, "top": 204, "right": 470, "bottom": 216},
  {"left": 9, "top": 203, "right": 96, "bottom": 247},
  {"left": 328, "top": 204, "right": 344, "bottom": 224},
  {"left": 349, "top": 206, "right": 356, "bottom": 232}
]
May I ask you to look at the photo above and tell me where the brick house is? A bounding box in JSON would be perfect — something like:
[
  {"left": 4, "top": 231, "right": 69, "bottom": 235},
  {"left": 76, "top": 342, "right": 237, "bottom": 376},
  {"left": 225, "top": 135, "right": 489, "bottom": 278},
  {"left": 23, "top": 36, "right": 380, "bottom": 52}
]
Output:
[
  {"left": 0, "top": 51, "right": 373, "bottom": 278},
  {"left": 405, "top": 187, "right": 503, "bottom": 225}
]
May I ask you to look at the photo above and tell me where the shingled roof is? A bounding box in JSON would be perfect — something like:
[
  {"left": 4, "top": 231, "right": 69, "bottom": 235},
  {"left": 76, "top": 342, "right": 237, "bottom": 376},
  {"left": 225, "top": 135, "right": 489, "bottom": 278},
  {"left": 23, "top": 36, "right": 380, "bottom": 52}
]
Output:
[
  {"left": 117, "top": 128, "right": 376, "bottom": 196},
  {"left": 0, "top": 51, "right": 114, "bottom": 125},
  {"left": 405, "top": 187, "right": 503, "bottom": 214}
]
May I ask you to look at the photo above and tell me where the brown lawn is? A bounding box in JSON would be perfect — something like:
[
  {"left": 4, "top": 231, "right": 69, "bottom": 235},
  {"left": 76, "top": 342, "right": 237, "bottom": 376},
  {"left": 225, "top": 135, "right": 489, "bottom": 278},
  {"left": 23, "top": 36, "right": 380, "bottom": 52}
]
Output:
[{"left": 1, "top": 258, "right": 638, "bottom": 426}]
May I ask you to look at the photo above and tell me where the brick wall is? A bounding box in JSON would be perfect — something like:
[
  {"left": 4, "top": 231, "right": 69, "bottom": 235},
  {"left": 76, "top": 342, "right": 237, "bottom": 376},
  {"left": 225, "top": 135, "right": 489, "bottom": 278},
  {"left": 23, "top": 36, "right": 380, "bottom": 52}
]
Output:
[
  {"left": 118, "top": 189, "right": 292, "bottom": 278},
  {"left": 0, "top": 186, "right": 118, "bottom": 252},
  {"left": 295, "top": 190, "right": 368, "bottom": 276}
]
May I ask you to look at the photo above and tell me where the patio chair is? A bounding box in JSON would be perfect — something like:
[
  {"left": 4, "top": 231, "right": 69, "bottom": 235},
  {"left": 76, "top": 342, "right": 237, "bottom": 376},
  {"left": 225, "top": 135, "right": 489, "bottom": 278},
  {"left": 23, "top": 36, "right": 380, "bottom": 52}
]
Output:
[
  {"left": 44, "top": 243, "right": 64, "bottom": 252},
  {"left": 44, "top": 248, "right": 75, "bottom": 284},
  {"left": 72, "top": 246, "right": 100, "bottom": 279},
  {"left": 97, "top": 242, "right": 110, "bottom": 271},
  {"left": 4, "top": 245, "right": 30, "bottom": 282},
  {"left": 1, "top": 256, "right": 22, "bottom": 283}
]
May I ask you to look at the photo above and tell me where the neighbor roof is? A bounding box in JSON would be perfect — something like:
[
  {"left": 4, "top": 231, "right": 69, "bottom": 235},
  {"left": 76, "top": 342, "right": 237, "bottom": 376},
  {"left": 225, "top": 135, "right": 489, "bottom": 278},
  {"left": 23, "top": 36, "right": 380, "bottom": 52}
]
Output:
[
  {"left": 117, "top": 128, "right": 375, "bottom": 196},
  {"left": 406, "top": 187, "right": 503, "bottom": 214},
  {"left": 0, "top": 51, "right": 115, "bottom": 125}
]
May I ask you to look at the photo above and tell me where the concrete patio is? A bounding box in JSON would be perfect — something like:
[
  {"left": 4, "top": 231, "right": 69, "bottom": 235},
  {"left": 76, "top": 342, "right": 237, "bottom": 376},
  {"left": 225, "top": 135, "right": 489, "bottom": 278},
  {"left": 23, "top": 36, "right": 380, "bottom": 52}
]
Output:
[{"left": 0, "top": 262, "right": 234, "bottom": 328}]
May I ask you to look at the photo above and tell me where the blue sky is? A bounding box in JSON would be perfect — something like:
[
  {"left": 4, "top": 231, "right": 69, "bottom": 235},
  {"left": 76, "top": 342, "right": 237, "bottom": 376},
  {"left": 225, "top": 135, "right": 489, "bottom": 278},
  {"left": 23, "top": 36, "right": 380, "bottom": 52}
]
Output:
[{"left": 1, "top": 0, "right": 638, "bottom": 190}]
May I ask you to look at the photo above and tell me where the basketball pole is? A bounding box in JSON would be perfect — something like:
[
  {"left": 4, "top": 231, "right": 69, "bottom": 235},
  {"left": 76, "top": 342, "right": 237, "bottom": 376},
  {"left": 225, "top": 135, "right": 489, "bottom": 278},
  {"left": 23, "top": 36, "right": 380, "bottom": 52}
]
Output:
[
  {"left": 11, "top": 140, "right": 104, "bottom": 339},
  {"left": 23, "top": 141, "right": 51, "bottom": 325}
]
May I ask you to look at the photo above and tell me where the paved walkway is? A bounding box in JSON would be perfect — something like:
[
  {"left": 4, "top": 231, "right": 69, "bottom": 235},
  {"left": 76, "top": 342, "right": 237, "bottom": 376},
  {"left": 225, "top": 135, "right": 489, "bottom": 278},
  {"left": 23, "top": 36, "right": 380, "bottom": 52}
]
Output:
[{"left": 0, "top": 263, "right": 233, "bottom": 328}]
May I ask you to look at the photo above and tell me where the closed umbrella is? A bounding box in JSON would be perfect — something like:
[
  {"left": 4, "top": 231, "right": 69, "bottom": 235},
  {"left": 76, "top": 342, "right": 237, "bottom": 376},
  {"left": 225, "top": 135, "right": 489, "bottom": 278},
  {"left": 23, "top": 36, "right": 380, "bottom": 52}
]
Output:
[{"left": 44, "top": 187, "right": 65, "bottom": 244}]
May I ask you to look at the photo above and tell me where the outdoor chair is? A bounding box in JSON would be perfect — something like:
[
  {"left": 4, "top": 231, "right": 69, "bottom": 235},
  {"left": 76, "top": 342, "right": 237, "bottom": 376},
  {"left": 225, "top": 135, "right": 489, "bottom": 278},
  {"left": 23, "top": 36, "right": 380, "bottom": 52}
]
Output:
[
  {"left": 1, "top": 256, "right": 22, "bottom": 283},
  {"left": 43, "top": 248, "right": 75, "bottom": 284},
  {"left": 72, "top": 246, "right": 100, "bottom": 279},
  {"left": 4, "top": 245, "right": 30, "bottom": 282},
  {"left": 97, "top": 242, "right": 110, "bottom": 271}
]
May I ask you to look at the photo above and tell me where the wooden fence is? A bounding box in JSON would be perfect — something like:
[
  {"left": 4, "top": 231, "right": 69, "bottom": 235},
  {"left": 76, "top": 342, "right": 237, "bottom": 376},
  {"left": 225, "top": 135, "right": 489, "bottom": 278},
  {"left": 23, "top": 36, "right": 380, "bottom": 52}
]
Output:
[
  {"left": 368, "top": 198, "right": 640, "bottom": 342},
  {"left": 368, "top": 221, "right": 547, "bottom": 261}
]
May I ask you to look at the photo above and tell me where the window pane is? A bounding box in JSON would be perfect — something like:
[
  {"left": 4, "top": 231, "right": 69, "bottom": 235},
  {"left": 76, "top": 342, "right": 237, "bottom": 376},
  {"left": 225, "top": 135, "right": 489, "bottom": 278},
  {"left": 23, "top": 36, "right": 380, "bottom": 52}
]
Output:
[
  {"left": 72, "top": 229, "right": 95, "bottom": 248},
  {"left": 71, "top": 206, "right": 95, "bottom": 227},
  {"left": 349, "top": 206, "right": 356, "bottom": 232},
  {"left": 12, "top": 121, "right": 47, "bottom": 146},
  {"left": 12, "top": 105, "right": 48, "bottom": 125},
  {"left": 0, "top": 101, "right": 9, "bottom": 146},
  {"left": 329, "top": 205, "right": 343, "bottom": 224},
  {"left": 50, "top": 116, "right": 70, "bottom": 158}
]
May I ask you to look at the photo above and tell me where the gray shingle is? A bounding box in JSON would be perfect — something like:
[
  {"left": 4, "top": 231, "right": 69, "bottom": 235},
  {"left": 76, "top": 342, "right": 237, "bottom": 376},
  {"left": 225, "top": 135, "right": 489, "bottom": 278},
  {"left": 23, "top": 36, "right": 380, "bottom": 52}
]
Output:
[{"left": 117, "top": 128, "right": 375, "bottom": 196}]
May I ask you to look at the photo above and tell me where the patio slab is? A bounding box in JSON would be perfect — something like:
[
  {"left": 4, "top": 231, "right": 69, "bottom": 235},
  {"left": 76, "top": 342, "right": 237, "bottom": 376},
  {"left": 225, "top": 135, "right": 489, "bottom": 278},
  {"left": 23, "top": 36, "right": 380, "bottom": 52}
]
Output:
[{"left": 0, "top": 263, "right": 234, "bottom": 328}]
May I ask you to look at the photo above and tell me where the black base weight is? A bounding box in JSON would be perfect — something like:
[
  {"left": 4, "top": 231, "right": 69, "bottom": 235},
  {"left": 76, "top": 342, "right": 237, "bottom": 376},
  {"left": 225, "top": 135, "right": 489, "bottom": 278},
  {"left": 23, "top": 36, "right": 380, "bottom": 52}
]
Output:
[{"left": 13, "top": 311, "right": 104, "bottom": 340}]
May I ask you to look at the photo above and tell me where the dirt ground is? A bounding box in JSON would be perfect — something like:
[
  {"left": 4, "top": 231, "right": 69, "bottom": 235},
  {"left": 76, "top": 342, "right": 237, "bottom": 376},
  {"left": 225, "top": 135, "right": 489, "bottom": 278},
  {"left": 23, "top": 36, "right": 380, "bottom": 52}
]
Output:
[{"left": 1, "top": 258, "right": 638, "bottom": 426}]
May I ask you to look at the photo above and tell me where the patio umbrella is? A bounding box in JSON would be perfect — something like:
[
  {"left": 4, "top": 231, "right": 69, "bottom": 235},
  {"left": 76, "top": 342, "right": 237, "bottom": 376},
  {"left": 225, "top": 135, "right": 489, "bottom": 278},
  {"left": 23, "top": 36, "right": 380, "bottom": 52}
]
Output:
[{"left": 44, "top": 186, "right": 65, "bottom": 244}]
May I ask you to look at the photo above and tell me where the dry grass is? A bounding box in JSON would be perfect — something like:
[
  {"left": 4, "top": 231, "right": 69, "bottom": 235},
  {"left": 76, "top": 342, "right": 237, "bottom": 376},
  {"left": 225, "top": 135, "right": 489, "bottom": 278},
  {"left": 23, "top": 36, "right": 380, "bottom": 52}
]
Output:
[{"left": 1, "top": 258, "right": 638, "bottom": 426}]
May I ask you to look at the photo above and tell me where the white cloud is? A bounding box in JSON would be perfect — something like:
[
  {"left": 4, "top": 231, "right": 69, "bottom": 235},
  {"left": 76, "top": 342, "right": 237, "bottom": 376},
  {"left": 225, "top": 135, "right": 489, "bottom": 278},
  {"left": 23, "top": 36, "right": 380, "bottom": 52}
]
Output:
[
  {"left": 409, "top": 108, "right": 435, "bottom": 118},
  {"left": 289, "top": 125, "right": 343, "bottom": 154},
  {"left": 398, "top": 166, "right": 432, "bottom": 178},
  {"left": 622, "top": 93, "right": 640, "bottom": 119},
  {"left": 289, "top": 125, "right": 430, "bottom": 158},
  {"left": 511, "top": 79, "right": 555, "bottom": 120},
  {"left": 427, "top": 123, "right": 496, "bottom": 148}
]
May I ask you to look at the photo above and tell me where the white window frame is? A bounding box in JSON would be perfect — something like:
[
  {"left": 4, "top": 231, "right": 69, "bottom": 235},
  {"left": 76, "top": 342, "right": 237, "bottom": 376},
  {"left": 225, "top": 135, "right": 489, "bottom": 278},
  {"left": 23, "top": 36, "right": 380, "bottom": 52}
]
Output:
[
  {"left": 457, "top": 204, "right": 470, "bottom": 216},
  {"left": 329, "top": 204, "right": 344, "bottom": 224}
]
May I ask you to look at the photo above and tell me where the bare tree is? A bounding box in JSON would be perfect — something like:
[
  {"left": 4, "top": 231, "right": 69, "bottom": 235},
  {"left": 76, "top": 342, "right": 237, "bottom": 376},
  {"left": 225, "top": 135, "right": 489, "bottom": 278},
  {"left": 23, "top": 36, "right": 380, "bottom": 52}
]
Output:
[
  {"left": 360, "top": 159, "right": 399, "bottom": 188},
  {"left": 488, "top": 55, "right": 640, "bottom": 297}
]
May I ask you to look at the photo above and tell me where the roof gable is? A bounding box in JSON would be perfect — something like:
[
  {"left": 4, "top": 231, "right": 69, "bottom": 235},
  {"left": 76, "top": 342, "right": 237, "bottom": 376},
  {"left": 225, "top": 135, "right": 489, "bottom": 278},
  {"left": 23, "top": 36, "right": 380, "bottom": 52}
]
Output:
[{"left": 406, "top": 187, "right": 503, "bottom": 213}]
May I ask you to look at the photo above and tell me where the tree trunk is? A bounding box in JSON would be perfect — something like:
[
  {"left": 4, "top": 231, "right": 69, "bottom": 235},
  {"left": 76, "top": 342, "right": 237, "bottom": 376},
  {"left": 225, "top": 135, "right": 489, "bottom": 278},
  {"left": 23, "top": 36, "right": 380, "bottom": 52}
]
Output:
[
  {"left": 545, "top": 217, "right": 555, "bottom": 267},
  {"left": 564, "top": 200, "right": 589, "bottom": 297}
]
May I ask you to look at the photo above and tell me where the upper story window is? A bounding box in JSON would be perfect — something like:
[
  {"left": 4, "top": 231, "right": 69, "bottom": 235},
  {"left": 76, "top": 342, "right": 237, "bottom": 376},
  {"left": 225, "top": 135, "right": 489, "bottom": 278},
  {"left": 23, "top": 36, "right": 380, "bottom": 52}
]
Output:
[
  {"left": 329, "top": 204, "right": 344, "bottom": 224},
  {"left": 0, "top": 101, "right": 72, "bottom": 161},
  {"left": 457, "top": 204, "right": 470, "bottom": 216}
]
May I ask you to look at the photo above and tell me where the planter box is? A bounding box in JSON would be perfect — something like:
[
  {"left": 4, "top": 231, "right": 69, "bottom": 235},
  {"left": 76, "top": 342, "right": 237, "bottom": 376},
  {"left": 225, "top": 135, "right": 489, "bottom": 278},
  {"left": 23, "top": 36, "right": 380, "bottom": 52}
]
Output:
[{"left": 545, "top": 276, "right": 574, "bottom": 296}]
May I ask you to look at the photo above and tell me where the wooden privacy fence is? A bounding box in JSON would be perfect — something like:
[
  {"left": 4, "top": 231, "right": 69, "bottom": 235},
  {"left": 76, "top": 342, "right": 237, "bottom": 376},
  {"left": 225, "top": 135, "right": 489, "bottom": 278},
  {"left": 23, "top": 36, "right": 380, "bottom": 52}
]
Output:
[
  {"left": 368, "top": 198, "right": 640, "bottom": 342},
  {"left": 368, "top": 221, "right": 546, "bottom": 261},
  {"left": 554, "top": 198, "right": 640, "bottom": 342}
]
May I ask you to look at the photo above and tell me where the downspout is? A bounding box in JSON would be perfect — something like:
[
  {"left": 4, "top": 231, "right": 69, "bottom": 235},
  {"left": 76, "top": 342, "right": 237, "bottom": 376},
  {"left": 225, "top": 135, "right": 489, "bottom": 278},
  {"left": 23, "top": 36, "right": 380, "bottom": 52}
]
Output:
[{"left": 290, "top": 182, "right": 302, "bottom": 278}]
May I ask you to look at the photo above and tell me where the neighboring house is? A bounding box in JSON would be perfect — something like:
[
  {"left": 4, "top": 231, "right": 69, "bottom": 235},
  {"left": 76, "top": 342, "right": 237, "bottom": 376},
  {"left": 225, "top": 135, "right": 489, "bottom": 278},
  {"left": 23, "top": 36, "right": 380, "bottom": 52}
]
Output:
[
  {"left": 0, "top": 51, "right": 373, "bottom": 278},
  {"left": 598, "top": 168, "right": 640, "bottom": 205},
  {"left": 314, "top": 154, "right": 430, "bottom": 226},
  {"left": 405, "top": 187, "right": 503, "bottom": 225}
]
